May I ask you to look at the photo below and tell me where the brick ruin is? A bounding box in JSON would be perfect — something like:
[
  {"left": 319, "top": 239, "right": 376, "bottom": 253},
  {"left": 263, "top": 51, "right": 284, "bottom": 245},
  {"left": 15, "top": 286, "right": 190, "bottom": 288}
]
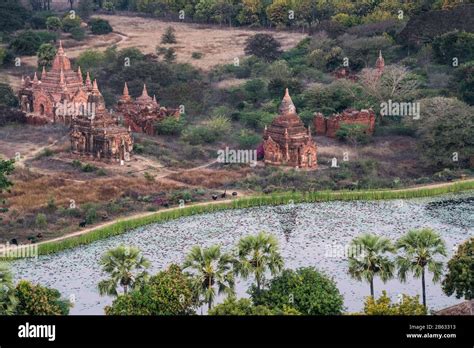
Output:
[
  {"left": 314, "top": 51, "right": 382, "bottom": 138},
  {"left": 69, "top": 81, "right": 133, "bottom": 162},
  {"left": 263, "top": 89, "right": 318, "bottom": 169},
  {"left": 313, "top": 108, "right": 376, "bottom": 138},
  {"left": 116, "top": 83, "right": 180, "bottom": 135},
  {"left": 18, "top": 41, "right": 133, "bottom": 162},
  {"left": 19, "top": 41, "right": 94, "bottom": 125},
  {"left": 333, "top": 50, "right": 385, "bottom": 81}
]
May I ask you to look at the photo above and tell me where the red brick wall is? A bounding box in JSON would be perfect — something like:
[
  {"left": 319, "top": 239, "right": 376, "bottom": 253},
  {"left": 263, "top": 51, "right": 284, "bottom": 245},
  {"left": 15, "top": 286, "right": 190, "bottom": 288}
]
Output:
[{"left": 313, "top": 109, "right": 375, "bottom": 138}]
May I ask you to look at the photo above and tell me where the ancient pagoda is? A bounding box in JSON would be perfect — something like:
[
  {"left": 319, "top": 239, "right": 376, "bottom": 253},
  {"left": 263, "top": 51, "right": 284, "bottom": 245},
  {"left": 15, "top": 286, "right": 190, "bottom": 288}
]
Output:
[
  {"left": 116, "top": 83, "right": 180, "bottom": 135},
  {"left": 263, "top": 89, "right": 318, "bottom": 169},
  {"left": 18, "top": 41, "right": 93, "bottom": 124}
]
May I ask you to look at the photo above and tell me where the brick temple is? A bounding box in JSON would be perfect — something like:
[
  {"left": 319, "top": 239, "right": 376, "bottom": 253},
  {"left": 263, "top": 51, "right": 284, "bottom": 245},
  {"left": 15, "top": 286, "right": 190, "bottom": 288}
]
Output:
[
  {"left": 69, "top": 80, "right": 133, "bottom": 162},
  {"left": 18, "top": 41, "right": 133, "bottom": 162},
  {"left": 19, "top": 41, "right": 94, "bottom": 125},
  {"left": 116, "top": 83, "right": 180, "bottom": 135},
  {"left": 313, "top": 108, "right": 376, "bottom": 138},
  {"left": 263, "top": 89, "right": 317, "bottom": 169}
]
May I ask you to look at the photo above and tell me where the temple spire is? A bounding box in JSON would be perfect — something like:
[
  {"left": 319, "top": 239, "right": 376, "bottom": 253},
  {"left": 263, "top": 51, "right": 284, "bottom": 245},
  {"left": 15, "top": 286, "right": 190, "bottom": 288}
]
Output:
[
  {"left": 41, "top": 66, "right": 46, "bottom": 79},
  {"left": 123, "top": 82, "right": 129, "bottom": 96},
  {"left": 279, "top": 88, "right": 295, "bottom": 115},
  {"left": 33, "top": 72, "right": 38, "bottom": 83},
  {"left": 77, "top": 66, "right": 83, "bottom": 83},
  {"left": 92, "top": 79, "right": 99, "bottom": 92},
  {"left": 141, "top": 84, "right": 149, "bottom": 98},
  {"left": 58, "top": 40, "right": 64, "bottom": 55},
  {"left": 85, "top": 71, "right": 92, "bottom": 88}
]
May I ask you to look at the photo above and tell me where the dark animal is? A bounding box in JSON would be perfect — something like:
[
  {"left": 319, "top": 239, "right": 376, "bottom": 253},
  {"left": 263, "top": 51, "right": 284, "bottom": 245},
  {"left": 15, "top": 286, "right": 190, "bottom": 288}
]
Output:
[
  {"left": 163, "top": 202, "right": 169, "bottom": 208},
  {"left": 232, "top": 192, "right": 238, "bottom": 197},
  {"left": 10, "top": 238, "right": 18, "bottom": 245},
  {"left": 212, "top": 195, "right": 218, "bottom": 200},
  {"left": 79, "top": 221, "right": 87, "bottom": 227},
  {"left": 221, "top": 190, "right": 227, "bottom": 198},
  {"left": 36, "top": 233, "right": 43, "bottom": 239}
]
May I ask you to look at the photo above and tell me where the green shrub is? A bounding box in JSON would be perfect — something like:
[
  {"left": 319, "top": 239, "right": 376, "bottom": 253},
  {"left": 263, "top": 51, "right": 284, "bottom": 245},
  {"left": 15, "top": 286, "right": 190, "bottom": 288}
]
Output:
[
  {"left": 155, "top": 117, "right": 184, "bottom": 135},
  {"left": 46, "top": 16, "right": 62, "bottom": 31},
  {"left": 252, "top": 267, "right": 344, "bottom": 315},
  {"left": 161, "top": 26, "right": 176, "bottom": 44},
  {"left": 70, "top": 26, "right": 86, "bottom": 41},
  {"left": 0, "top": 83, "right": 18, "bottom": 106},
  {"left": 85, "top": 206, "right": 97, "bottom": 224},
  {"left": 9, "top": 31, "right": 57, "bottom": 55},
  {"left": 37, "top": 43, "right": 57, "bottom": 68},
  {"left": 35, "top": 213, "right": 47, "bottom": 229},
  {"left": 336, "top": 124, "right": 371, "bottom": 146},
  {"left": 432, "top": 31, "right": 474, "bottom": 65},
  {"left": 236, "top": 129, "right": 261, "bottom": 149},
  {"left": 89, "top": 18, "right": 113, "bottom": 35},
  {"left": 15, "top": 280, "right": 71, "bottom": 315},
  {"left": 191, "top": 51, "right": 203, "bottom": 59},
  {"left": 62, "top": 14, "right": 82, "bottom": 33}
]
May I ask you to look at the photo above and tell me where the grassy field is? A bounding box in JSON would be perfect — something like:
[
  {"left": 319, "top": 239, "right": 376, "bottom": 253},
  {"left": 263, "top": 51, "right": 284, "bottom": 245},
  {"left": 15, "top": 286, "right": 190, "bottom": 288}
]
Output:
[{"left": 24, "top": 179, "right": 474, "bottom": 256}]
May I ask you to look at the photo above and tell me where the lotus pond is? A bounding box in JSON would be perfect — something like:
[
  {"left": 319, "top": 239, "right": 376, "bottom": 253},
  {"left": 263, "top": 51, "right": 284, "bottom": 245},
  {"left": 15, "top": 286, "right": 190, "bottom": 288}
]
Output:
[{"left": 12, "top": 191, "right": 474, "bottom": 314}]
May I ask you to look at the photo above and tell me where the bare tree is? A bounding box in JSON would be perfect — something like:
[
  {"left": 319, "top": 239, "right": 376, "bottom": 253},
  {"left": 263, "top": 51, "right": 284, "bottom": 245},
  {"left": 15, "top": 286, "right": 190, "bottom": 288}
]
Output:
[{"left": 359, "top": 65, "right": 420, "bottom": 103}]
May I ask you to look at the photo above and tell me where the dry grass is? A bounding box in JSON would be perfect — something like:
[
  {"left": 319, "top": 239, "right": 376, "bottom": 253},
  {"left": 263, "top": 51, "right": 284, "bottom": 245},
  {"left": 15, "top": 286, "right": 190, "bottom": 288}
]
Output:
[
  {"left": 5, "top": 174, "right": 179, "bottom": 213},
  {"left": 168, "top": 168, "right": 250, "bottom": 188},
  {"left": 96, "top": 14, "right": 306, "bottom": 71}
]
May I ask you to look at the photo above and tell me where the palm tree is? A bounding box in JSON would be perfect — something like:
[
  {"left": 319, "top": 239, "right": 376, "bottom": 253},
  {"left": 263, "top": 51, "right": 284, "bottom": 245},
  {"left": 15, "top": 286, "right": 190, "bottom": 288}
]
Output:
[
  {"left": 183, "top": 245, "right": 234, "bottom": 310},
  {"left": 234, "top": 231, "right": 284, "bottom": 293},
  {"left": 98, "top": 245, "right": 150, "bottom": 296},
  {"left": 348, "top": 234, "right": 395, "bottom": 298},
  {"left": 0, "top": 262, "right": 18, "bottom": 315},
  {"left": 396, "top": 228, "right": 447, "bottom": 308}
]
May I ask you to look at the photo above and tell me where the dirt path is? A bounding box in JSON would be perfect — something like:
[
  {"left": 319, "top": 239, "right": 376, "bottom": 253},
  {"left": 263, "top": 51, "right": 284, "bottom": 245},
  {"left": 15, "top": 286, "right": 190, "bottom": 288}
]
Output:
[{"left": 26, "top": 177, "right": 473, "bottom": 249}]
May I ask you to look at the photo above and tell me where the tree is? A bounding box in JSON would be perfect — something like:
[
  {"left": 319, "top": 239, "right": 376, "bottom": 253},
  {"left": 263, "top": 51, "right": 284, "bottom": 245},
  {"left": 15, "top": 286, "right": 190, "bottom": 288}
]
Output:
[
  {"left": 89, "top": 18, "right": 113, "bottom": 35},
  {"left": 98, "top": 245, "right": 150, "bottom": 296},
  {"left": 161, "top": 26, "right": 177, "bottom": 44},
  {"left": 105, "top": 264, "right": 196, "bottom": 315},
  {"left": 404, "top": 97, "right": 474, "bottom": 169},
  {"left": 442, "top": 237, "right": 473, "bottom": 300},
  {"left": 237, "top": 0, "right": 263, "bottom": 26},
  {"left": 234, "top": 231, "right": 283, "bottom": 292},
  {"left": 209, "top": 296, "right": 274, "bottom": 315},
  {"left": 244, "top": 33, "right": 282, "bottom": 62},
  {"left": 363, "top": 290, "right": 427, "bottom": 315},
  {"left": 252, "top": 267, "right": 344, "bottom": 315},
  {"left": 0, "top": 0, "right": 30, "bottom": 32},
  {"left": 0, "top": 159, "right": 14, "bottom": 193},
  {"left": 432, "top": 31, "right": 474, "bottom": 65},
  {"left": 348, "top": 234, "right": 395, "bottom": 297},
  {"left": 266, "top": 0, "right": 291, "bottom": 28},
  {"left": 341, "top": 35, "right": 392, "bottom": 68},
  {"left": 15, "top": 280, "right": 71, "bottom": 315},
  {"left": 396, "top": 228, "right": 447, "bottom": 308},
  {"left": 182, "top": 245, "right": 234, "bottom": 310},
  {"left": 0, "top": 84, "right": 18, "bottom": 107},
  {"left": 0, "top": 263, "right": 18, "bottom": 315},
  {"left": 9, "top": 30, "right": 56, "bottom": 55},
  {"left": 336, "top": 123, "right": 371, "bottom": 147},
  {"left": 453, "top": 61, "right": 474, "bottom": 105},
  {"left": 359, "top": 65, "right": 421, "bottom": 104},
  {"left": 78, "top": 0, "right": 94, "bottom": 19},
  {"left": 37, "top": 43, "right": 56, "bottom": 68},
  {"left": 46, "top": 16, "right": 62, "bottom": 31},
  {"left": 194, "top": 0, "right": 217, "bottom": 23}
]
